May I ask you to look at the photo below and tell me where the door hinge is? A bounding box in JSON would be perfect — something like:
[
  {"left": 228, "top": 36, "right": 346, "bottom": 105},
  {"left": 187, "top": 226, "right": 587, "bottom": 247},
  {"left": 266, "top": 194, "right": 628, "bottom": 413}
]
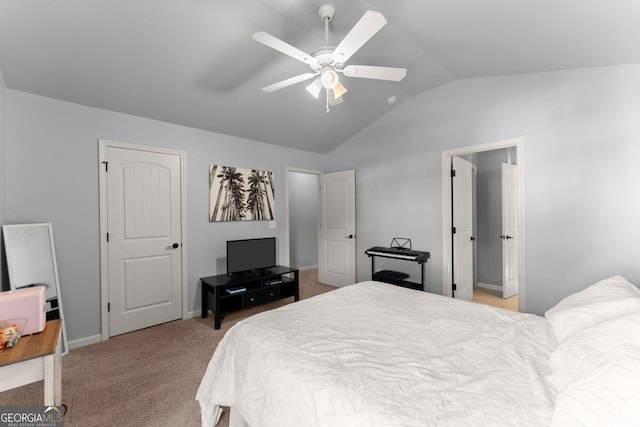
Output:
[
  {"left": 102, "top": 161, "right": 108, "bottom": 172},
  {"left": 106, "top": 232, "right": 109, "bottom": 242},
  {"left": 452, "top": 227, "right": 456, "bottom": 234},
  {"left": 451, "top": 169, "right": 456, "bottom": 178},
  {"left": 452, "top": 283, "right": 457, "bottom": 291},
  {"left": 107, "top": 302, "right": 110, "bottom": 312}
]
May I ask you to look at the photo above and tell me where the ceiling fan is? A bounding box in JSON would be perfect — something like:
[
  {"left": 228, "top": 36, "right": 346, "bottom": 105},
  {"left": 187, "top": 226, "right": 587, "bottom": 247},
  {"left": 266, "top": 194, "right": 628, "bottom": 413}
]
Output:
[{"left": 252, "top": 4, "right": 407, "bottom": 111}]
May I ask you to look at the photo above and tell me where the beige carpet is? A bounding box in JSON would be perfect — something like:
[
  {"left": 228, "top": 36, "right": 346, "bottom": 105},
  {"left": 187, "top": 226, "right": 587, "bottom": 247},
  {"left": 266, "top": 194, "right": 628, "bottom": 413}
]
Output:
[{"left": 0, "top": 269, "right": 334, "bottom": 427}]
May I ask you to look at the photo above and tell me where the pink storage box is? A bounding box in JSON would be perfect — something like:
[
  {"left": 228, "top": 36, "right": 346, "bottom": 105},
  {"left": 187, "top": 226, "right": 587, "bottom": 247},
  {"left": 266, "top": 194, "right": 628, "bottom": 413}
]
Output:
[{"left": 0, "top": 286, "right": 47, "bottom": 335}]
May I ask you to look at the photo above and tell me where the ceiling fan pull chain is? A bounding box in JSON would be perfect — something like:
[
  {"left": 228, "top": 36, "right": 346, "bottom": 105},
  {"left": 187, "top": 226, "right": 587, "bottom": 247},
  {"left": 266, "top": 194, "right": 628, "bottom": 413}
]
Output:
[{"left": 326, "top": 90, "right": 330, "bottom": 113}]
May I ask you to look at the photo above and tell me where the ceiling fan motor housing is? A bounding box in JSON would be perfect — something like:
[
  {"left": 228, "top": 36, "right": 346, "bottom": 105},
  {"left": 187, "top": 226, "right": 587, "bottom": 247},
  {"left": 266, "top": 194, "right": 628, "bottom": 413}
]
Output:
[
  {"left": 311, "top": 46, "right": 344, "bottom": 71},
  {"left": 318, "top": 4, "right": 335, "bottom": 22}
]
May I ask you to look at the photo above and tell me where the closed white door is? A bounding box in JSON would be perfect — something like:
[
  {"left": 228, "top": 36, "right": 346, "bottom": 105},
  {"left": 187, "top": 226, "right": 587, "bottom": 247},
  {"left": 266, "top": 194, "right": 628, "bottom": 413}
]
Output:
[
  {"left": 318, "top": 170, "right": 356, "bottom": 287},
  {"left": 501, "top": 163, "right": 519, "bottom": 298},
  {"left": 106, "top": 146, "right": 183, "bottom": 336},
  {"left": 452, "top": 157, "right": 474, "bottom": 301}
]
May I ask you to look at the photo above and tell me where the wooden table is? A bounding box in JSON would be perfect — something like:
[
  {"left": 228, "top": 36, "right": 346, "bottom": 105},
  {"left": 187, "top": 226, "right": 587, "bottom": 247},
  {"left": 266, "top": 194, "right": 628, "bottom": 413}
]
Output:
[{"left": 0, "top": 319, "right": 62, "bottom": 405}]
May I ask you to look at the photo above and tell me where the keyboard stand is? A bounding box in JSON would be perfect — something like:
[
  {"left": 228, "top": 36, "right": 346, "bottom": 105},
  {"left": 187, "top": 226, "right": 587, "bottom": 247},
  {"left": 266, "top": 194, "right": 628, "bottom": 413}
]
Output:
[{"left": 365, "top": 247, "right": 430, "bottom": 291}]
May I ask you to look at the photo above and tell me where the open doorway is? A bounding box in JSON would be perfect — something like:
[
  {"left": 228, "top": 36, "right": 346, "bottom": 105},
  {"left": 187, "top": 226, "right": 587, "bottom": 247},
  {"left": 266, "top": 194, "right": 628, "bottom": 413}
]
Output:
[
  {"left": 285, "top": 169, "right": 320, "bottom": 270},
  {"left": 442, "top": 137, "right": 526, "bottom": 312},
  {"left": 285, "top": 168, "right": 357, "bottom": 287}
]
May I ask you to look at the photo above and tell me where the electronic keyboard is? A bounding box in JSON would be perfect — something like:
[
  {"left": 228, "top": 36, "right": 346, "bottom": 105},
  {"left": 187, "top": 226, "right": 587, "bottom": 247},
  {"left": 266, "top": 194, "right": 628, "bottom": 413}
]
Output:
[{"left": 365, "top": 246, "right": 430, "bottom": 263}]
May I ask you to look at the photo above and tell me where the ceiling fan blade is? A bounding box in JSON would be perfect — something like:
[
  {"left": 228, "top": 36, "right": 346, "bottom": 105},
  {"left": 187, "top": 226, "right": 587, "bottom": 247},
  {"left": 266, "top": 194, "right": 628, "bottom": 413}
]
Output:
[
  {"left": 332, "top": 11, "right": 387, "bottom": 64},
  {"left": 262, "top": 73, "right": 318, "bottom": 92},
  {"left": 252, "top": 32, "right": 318, "bottom": 67},
  {"left": 342, "top": 65, "right": 407, "bottom": 81}
]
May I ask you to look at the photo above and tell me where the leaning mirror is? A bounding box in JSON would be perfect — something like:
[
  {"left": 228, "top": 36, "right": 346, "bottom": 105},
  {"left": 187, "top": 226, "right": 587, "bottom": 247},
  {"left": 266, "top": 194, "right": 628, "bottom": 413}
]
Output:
[{"left": 2, "top": 223, "right": 68, "bottom": 354}]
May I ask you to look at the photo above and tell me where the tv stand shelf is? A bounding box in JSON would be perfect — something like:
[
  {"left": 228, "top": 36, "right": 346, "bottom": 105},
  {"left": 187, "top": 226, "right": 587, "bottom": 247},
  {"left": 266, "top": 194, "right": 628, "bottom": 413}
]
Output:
[{"left": 200, "top": 265, "right": 299, "bottom": 329}]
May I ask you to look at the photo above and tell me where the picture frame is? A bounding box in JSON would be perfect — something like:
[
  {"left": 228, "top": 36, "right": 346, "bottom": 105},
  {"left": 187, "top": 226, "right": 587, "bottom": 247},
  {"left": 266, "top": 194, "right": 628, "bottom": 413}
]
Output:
[{"left": 209, "top": 165, "right": 275, "bottom": 222}]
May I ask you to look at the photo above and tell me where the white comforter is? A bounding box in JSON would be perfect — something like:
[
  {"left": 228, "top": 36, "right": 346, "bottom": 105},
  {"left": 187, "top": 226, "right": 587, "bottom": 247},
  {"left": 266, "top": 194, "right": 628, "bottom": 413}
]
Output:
[{"left": 197, "top": 281, "right": 557, "bottom": 427}]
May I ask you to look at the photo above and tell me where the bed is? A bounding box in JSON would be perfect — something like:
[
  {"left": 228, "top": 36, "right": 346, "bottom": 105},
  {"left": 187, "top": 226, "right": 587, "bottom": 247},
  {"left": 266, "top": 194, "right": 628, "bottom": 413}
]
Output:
[{"left": 196, "top": 276, "right": 640, "bottom": 427}]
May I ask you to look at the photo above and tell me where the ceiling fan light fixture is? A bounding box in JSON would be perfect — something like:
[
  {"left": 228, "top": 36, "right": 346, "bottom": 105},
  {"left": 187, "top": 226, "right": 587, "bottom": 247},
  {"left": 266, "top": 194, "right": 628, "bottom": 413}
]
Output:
[
  {"left": 320, "top": 68, "right": 339, "bottom": 89},
  {"left": 305, "top": 79, "right": 323, "bottom": 99},
  {"left": 328, "top": 90, "right": 344, "bottom": 106},
  {"left": 332, "top": 80, "right": 348, "bottom": 99}
]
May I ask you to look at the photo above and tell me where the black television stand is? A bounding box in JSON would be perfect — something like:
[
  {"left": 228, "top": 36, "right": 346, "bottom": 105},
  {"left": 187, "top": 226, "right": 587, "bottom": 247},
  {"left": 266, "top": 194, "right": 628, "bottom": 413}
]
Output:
[
  {"left": 229, "top": 268, "right": 275, "bottom": 277},
  {"left": 200, "top": 265, "right": 299, "bottom": 329}
]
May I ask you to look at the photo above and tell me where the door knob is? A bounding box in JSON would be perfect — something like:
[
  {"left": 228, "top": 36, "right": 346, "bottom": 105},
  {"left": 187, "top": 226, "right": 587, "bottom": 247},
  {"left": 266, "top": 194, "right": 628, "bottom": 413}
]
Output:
[
  {"left": 345, "top": 234, "right": 356, "bottom": 239},
  {"left": 166, "top": 242, "right": 180, "bottom": 249}
]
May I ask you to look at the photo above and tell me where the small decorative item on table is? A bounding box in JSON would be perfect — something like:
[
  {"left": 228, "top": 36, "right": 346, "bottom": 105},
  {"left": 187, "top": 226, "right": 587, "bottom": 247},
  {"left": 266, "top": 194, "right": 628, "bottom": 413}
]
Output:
[{"left": 0, "top": 318, "right": 27, "bottom": 351}]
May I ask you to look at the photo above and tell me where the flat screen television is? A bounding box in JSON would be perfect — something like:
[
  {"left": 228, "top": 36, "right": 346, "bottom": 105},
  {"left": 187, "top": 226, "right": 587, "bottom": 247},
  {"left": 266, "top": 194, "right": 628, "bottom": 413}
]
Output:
[{"left": 226, "top": 237, "right": 276, "bottom": 275}]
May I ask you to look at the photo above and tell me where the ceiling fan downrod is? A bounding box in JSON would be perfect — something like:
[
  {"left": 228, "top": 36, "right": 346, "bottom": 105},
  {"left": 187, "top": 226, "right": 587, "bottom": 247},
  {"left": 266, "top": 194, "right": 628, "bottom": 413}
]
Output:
[{"left": 318, "top": 4, "right": 335, "bottom": 46}]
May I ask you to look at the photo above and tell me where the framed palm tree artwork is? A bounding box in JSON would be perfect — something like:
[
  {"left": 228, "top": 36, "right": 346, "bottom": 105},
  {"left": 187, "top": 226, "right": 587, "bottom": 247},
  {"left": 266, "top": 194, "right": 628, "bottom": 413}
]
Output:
[{"left": 209, "top": 165, "right": 275, "bottom": 222}]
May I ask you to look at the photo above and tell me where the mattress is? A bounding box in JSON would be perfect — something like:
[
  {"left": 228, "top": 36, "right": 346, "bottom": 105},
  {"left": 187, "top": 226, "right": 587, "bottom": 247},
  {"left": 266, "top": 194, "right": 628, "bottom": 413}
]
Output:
[{"left": 197, "top": 281, "right": 557, "bottom": 427}]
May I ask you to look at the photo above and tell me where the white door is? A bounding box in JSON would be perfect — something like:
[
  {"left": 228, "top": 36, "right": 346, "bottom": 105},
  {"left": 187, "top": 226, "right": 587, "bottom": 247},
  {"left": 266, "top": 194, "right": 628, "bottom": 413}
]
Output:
[
  {"left": 106, "top": 146, "right": 183, "bottom": 336},
  {"left": 452, "top": 157, "right": 474, "bottom": 301},
  {"left": 502, "top": 163, "right": 519, "bottom": 298},
  {"left": 318, "top": 170, "right": 356, "bottom": 287}
]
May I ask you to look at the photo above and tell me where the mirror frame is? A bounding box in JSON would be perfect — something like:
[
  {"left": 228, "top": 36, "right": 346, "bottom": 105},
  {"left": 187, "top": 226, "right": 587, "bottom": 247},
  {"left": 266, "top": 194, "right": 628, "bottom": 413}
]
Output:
[{"left": 2, "top": 223, "right": 68, "bottom": 354}]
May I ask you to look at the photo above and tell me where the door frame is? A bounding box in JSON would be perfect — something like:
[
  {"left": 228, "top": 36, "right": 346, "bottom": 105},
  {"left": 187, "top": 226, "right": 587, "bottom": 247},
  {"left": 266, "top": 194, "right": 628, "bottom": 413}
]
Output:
[
  {"left": 98, "top": 139, "right": 188, "bottom": 341},
  {"left": 284, "top": 167, "right": 323, "bottom": 269},
  {"left": 441, "top": 137, "right": 526, "bottom": 311}
]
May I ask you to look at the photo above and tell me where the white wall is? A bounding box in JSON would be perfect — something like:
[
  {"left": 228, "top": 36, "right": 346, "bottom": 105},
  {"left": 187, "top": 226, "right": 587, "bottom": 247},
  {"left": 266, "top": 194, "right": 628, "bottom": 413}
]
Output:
[
  {"left": 327, "top": 63, "right": 640, "bottom": 315},
  {"left": 5, "top": 90, "right": 326, "bottom": 343},
  {"left": 0, "top": 66, "right": 7, "bottom": 290}
]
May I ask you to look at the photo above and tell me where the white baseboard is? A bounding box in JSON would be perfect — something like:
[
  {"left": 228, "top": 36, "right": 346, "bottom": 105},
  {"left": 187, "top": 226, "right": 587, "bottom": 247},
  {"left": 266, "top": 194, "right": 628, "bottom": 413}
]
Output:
[
  {"left": 299, "top": 264, "right": 318, "bottom": 271},
  {"left": 477, "top": 282, "right": 502, "bottom": 292},
  {"left": 187, "top": 309, "right": 203, "bottom": 318},
  {"left": 68, "top": 311, "right": 204, "bottom": 350},
  {"left": 68, "top": 334, "right": 102, "bottom": 350}
]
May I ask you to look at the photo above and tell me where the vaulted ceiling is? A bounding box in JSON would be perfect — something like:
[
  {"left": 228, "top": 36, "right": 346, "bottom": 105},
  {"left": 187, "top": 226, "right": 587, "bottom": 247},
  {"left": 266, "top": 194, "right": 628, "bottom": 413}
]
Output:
[{"left": 1, "top": 0, "right": 639, "bottom": 153}]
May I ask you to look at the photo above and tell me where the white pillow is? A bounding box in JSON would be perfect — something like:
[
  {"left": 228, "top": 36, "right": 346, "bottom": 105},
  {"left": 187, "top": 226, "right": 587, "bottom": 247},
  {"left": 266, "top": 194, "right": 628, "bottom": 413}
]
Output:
[
  {"left": 545, "top": 275, "right": 640, "bottom": 343},
  {"left": 550, "top": 312, "right": 640, "bottom": 426}
]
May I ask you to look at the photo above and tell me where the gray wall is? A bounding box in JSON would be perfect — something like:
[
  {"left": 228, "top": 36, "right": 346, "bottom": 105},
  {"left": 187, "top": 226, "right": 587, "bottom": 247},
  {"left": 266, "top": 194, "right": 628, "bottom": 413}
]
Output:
[
  {"left": 327, "top": 63, "right": 640, "bottom": 315},
  {"left": 4, "top": 90, "right": 326, "bottom": 344},
  {"left": 0, "top": 66, "right": 7, "bottom": 290},
  {"left": 288, "top": 171, "right": 318, "bottom": 269},
  {"left": 4, "top": 62, "right": 640, "bottom": 343}
]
